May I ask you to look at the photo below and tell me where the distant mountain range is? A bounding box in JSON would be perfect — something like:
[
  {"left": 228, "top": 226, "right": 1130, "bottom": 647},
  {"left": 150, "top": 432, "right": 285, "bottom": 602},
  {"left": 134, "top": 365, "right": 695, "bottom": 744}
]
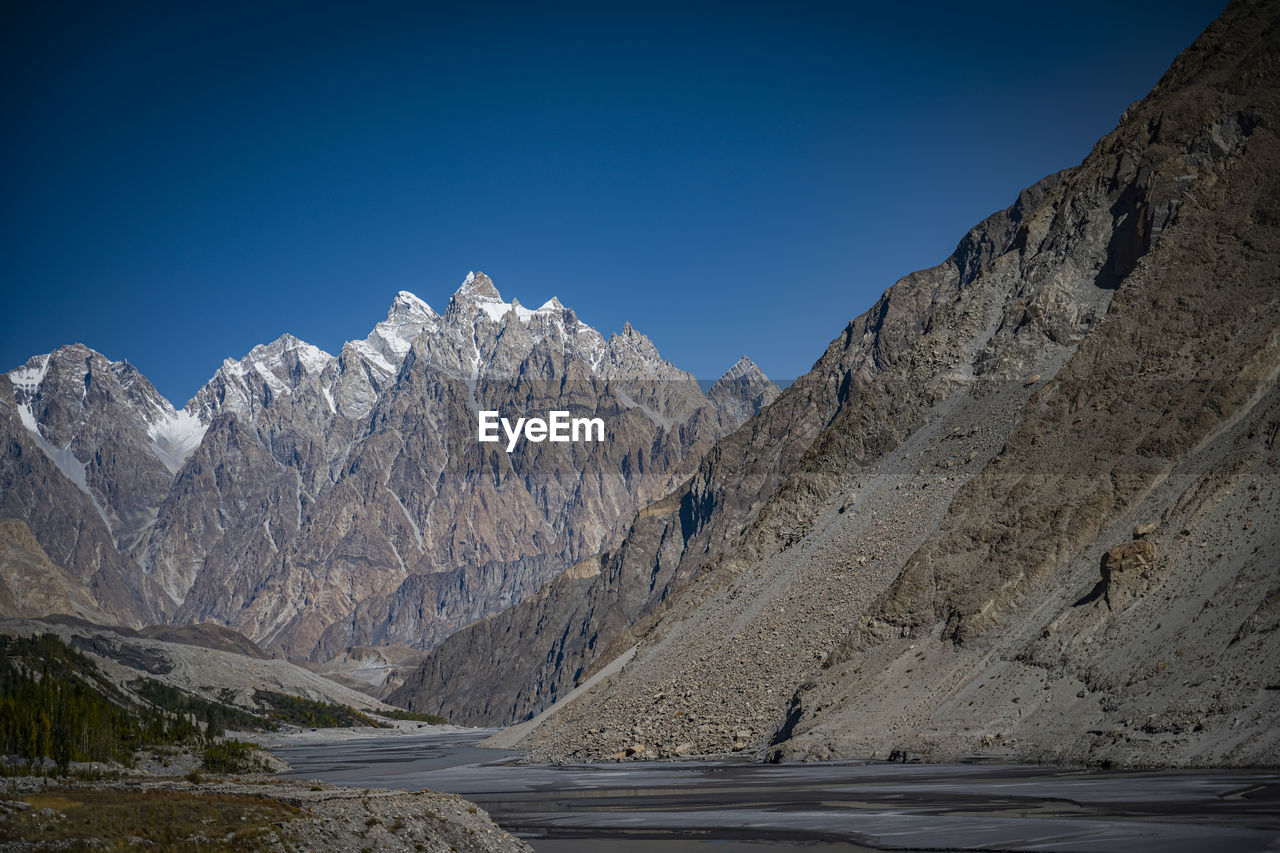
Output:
[{"left": 1, "top": 272, "right": 778, "bottom": 659}]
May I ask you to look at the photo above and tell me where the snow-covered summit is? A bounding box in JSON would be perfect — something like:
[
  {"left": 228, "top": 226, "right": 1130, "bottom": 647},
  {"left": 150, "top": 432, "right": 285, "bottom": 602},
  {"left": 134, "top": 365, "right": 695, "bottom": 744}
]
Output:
[
  {"left": 7, "top": 344, "right": 209, "bottom": 492},
  {"left": 392, "top": 290, "right": 436, "bottom": 318},
  {"left": 186, "top": 333, "right": 334, "bottom": 423},
  {"left": 227, "top": 334, "right": 333, "bottom": 377},
  {"left": 354, "top": 290, "right": 440, "bottom": 378},
  {"left": 446, "top": 272, "right": 571, "bottom": 326}
]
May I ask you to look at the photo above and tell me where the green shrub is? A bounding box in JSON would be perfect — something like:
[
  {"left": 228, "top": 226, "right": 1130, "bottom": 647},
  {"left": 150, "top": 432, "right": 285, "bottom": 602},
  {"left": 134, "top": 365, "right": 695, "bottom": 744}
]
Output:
[
  {"left": 253, "top": 691, "right": 386, "bottom": 728},
  {"left": 136, "top": 678, "right": 270, "bottom": 735},
  {"left": 201, "top": 739, "right": 266, "bottom": 774}
]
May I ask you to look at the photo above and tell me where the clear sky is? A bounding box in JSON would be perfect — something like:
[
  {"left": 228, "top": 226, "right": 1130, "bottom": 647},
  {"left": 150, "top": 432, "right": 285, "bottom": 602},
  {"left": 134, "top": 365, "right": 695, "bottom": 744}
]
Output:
[{"left": 3, "top": 0, "right": 1224, "bottom": 403}]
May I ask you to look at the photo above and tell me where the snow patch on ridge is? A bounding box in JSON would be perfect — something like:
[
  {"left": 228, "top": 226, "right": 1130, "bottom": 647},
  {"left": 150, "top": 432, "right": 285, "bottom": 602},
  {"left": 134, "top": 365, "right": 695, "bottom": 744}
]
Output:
[
  {"left": 8, "top": 355, "right": 51, "bottom": 439},
  {"left": 295, "top": 342, "right": 333, "bottom": 375},
  {"left": 351, "top": 340, "right": 396, "bottom": 377},
  {"left": 8, "top": 355, "right": 50, "bottom": 395},
  {"left": 148, "top": 409, "right": 208, "bottom": 473},
  {"left": 476, "top": 297, "right": 513, "bottom": 323},
  {"left": 16, "top": 403, "right": 39, "bottom": 434},
  {"left": 453, "top": 273, "right": 567, "bottom": 326},
  {"left": 21, "top": 425, "right": 114, "bottom": 534}
]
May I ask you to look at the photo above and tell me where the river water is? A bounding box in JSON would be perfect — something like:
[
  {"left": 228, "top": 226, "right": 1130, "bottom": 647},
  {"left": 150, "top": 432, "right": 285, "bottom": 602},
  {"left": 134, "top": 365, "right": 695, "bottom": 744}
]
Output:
[{"left": 274, "top": 729, "right": 1280, "bottom": 852}]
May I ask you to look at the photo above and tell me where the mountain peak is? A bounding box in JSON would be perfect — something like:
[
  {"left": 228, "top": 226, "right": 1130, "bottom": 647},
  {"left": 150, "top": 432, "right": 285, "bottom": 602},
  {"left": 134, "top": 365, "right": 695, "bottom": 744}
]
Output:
[
  {"left": 353, "top": 290, "right": 443, "bottom": 381},
  {"left": 249, "top": 334, "right": 332, "bottom": 374},
  {"left": 454, "top": 271, "right": 502, "bottom": 301},
  {"left": 706, "top": 353, "right": 781, "bottom": 427},
  {"left": 391, "top": 290, "right": 436, "bottom": 319},
  {"left": 718, "top": 355, "right": 765, "bottom": 382}
]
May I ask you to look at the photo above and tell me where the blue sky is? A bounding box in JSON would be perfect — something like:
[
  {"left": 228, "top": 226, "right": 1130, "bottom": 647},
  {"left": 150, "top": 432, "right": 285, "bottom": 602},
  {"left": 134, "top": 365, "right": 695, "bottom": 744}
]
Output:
[{"left": 2, "top": 0, "right": 1224, "bottom": 402}]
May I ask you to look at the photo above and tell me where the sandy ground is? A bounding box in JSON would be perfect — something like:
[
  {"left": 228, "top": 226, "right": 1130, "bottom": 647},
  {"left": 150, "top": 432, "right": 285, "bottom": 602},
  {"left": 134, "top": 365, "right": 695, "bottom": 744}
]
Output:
[{"left": 240, "top": 718, "right": 498, "bottom": 750}]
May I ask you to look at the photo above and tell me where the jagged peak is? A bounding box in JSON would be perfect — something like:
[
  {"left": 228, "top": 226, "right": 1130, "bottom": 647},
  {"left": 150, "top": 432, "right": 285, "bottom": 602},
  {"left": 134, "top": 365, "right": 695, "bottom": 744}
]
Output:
[
  {"left": 9, "top": 344, "right": 135, "bottom": 391},
  {"left": 390, "top": 290, "right": 437, "bottom": 318},
  {"left": 453, "top": 270, "right": 502, "bottom": 301},
  {"left": 706, "top": 354, "right": 780, "bottom": 424},
  {"left": 7, "top": 353, "right": 52, "bottom": 393},
  {"left": 447, "top": 273, "right": 565, "bottom": 326},
  {"left": 17, "top": 343, "right": 112, "bottom": 373},
  {"left": 716, "top": 354, "right": 767, "bottom": 383},
  {"left": 607, "top": 322, "right": 663, "bottom": 357},
  {"left": 219, "top": 333, "right": 333, "bottom": 379},
  {"left": 257, "top": 333, "right": 330, "bottom": 363},
  {"left": 52, "top": 342, "right": 100, "bottom": 359}
]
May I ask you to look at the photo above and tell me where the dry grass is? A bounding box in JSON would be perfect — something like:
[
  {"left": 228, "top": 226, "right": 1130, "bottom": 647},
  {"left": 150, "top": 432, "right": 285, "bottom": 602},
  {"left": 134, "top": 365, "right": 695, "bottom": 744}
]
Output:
[{"left": 1, "top": 788, "right": 300, "bottom": 850}]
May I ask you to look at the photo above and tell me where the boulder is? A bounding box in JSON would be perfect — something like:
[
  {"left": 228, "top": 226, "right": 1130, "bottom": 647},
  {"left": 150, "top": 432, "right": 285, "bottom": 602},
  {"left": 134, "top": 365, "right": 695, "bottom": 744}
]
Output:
[{"left": 1101, "top": 540, "right": 1159, "bottom": 607}]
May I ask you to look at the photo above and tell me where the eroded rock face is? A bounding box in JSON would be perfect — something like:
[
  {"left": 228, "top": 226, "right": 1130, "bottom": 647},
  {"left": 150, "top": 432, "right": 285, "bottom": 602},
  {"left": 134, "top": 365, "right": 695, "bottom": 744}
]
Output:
[
  {"left": 0, "top": 376, "right": 149, "bottom": 626},
  {"left": 391, "top": 167, "right": 1073, "bottom": 725},
  {"left": 0, "top": 518, "right": 109, "bottom": 623},
  {"left": 5, "top": 276, "right": 773, "bottom": 659}
]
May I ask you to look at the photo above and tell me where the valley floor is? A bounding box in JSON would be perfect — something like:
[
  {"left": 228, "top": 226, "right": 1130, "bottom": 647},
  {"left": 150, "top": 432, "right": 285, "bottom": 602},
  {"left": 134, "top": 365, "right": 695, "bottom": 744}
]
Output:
[{"left": 274, "top": 728, "right": 1280, "bottom": 852}]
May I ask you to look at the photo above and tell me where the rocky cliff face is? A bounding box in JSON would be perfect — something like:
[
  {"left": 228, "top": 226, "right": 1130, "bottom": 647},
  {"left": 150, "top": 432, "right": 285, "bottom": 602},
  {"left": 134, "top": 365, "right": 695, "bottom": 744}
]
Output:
[
  {"left": 397, "top": 0, "right": 1280, "bottom": 769},
  {"left": 0, "top": 518, "right": 109, "bottom": 623},
  {"left": 4, "top": 274, "right": 774, "bottom": 660},
  {"left": 0, "top": 375, "right": 149, "bottom": 625}
]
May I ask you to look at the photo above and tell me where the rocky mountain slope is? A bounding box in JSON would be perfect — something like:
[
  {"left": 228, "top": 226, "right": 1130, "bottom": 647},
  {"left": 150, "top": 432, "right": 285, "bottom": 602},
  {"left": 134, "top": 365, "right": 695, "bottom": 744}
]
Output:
[
  {"left": 0, "top": 519, "right": 109, "bottom": 624},
  {"left": 0, "top": 615, "right": 388, "bottom": 713},
  {"left": 392, "top": 162, "right": 1070, "bottom": 727},
  {"left": 297, "top": 644, "right": 430, "bottom": 700},
  {"left": 397, "top": 0, "right": 1279, "bottom": 769},
  {"left": 3, "top": 274, "right": 778, "bottom": 660}
]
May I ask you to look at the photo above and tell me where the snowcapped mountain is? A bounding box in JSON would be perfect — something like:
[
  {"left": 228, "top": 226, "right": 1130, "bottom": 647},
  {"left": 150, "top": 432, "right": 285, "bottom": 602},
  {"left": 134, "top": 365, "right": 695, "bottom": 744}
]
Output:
[
  {"left": 7, "top": 345, "right": 194, "bottom": 549},
  {"left": 353, "top": 290, "right": 438, "bottom": 380},
  {"left": 187, "top": 334, "right": 332, "bottom": 424},
  {"left": 185, "top": 271, "right": 699, "bottom": 427},
  {"left": 2, "top": 272, "right": 777, "bottom": 658}
]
